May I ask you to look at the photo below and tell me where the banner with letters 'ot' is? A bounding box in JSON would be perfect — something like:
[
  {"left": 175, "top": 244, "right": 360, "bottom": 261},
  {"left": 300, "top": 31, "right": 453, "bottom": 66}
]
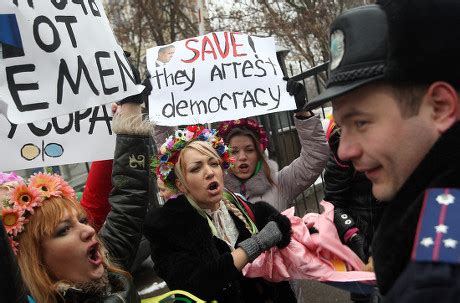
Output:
[
  {"left": 146, "top": 32, "right": 296, "bottom": 126},
  {"left": 0, "top": 0, "right": 142, "bottom": 124}
]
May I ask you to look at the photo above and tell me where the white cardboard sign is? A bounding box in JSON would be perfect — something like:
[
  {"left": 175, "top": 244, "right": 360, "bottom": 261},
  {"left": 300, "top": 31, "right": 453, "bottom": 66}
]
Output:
[
  {"left": 0, "top": 1, "right": 141, "bottom": 124},
  {"left": 0, "top": 104, "right": 116, "bottom": 171},
  {"left": 146, "top": 32, "right": 295, "bottom": 126}
]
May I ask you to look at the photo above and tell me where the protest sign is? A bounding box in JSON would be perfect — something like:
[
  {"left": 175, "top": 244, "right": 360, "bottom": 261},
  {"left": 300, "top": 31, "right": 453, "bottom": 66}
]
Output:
[
  {"left": 146, "top": 32, "right": 296, "bottom": 126},
  {"left": 0, "top": 104, "right": 115, "bottom": 171},
  {"left": 0, "top": 1, "right": 141, "bottom": 124}
]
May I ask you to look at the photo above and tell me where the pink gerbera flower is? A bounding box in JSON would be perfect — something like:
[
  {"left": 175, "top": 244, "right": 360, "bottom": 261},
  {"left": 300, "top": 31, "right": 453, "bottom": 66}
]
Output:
[
  {"left": 2, "top": 208, "right": 26, "bottom": 236},
  {"left": 29, "top": 173, "right": 62, "bottom": 198},
  {"left": 9, "top": 183, "right": 42, "bottom": 213},
  {"left": 55, "top": 175, "right": 76, "bottom": 200}
]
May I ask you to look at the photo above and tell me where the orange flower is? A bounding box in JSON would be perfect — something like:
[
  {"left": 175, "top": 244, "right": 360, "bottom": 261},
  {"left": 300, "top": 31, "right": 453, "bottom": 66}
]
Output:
[
  {"left": 56, "top": 175, "right": 76, "bottom": 200},
  {"left": 10, "top": 183, "right": 42, "bottom": 213},
  {"left": 29, "top": 172, "right": 61, "bottom": 198},
  {"left": 2, "top": 208, "right": 26, "bottom": 236}
]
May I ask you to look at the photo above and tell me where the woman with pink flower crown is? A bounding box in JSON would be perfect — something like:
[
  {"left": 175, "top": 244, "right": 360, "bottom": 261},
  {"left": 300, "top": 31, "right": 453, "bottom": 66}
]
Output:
[
  {"left": 144, "top": 125, "right": 296, "bottom": 302},
  {"left": 218, "top": 80, "right": 329, "bottom": 212},
  {"left": 0, "top": 102, "right": 152, "bottom": 303}
]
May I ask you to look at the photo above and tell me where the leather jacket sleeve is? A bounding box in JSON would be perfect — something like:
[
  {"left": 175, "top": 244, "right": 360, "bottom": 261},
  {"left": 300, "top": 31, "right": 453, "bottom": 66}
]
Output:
[
  {"left": 1, "top": 224, "right": 28, "bottom": 303},
  {"left": 323, "top": 151, "right": 360, "bottom": 241},
  {"left": 324, "top": 151, "right": 354, "bottom": 208},
  {"left": 99, "top": 133, "right": 150, "bottom": 271}
]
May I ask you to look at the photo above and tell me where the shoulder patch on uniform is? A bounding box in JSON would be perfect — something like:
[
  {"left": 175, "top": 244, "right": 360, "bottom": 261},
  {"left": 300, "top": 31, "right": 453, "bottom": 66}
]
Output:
[{"left": 411, "top": 188, "right": 460, "bottom": 264}]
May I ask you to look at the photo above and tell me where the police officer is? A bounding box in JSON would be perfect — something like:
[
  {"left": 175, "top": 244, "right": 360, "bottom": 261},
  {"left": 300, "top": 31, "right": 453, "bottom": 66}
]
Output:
[{"left": 306, "top": 0, "right": 460, "bottom": 302}]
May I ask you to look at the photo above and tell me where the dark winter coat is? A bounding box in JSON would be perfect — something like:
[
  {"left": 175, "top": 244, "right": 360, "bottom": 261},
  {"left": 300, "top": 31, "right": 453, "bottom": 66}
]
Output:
[
  {"left": 324, "top": 150, "right": 387, "bottom": 257},
  {"left": 144, "top": 194, "right": 295, "bottom": 303},
  {"left": 372, "top": 122, "right": 460, "bottom": 302},
  {"left": 62, "top": 133, "right": 151, "bottom": 303}
]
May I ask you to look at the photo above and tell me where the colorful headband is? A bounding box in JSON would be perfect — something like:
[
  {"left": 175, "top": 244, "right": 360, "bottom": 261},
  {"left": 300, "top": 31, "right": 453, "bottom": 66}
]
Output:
[
  {"left": 151, "top": 125, "right": 233, "bottom": 190},
  {"left": 217, "top": 118, "right": 269, "bottom": 151},
  {"left": 1, "top": 172, "right": 76, "bottom": 254}
]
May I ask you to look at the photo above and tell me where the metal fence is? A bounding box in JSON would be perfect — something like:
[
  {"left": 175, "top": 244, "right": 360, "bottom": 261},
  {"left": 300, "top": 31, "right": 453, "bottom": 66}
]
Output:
[{"left": 254, "top": 61, "right": 330, "bottom": 215}]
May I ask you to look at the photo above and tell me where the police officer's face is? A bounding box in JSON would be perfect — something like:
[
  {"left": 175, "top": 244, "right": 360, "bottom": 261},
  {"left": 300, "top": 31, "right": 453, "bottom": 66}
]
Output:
[{"left": 333, "top": 83, "right": 439, "bottom": 201}]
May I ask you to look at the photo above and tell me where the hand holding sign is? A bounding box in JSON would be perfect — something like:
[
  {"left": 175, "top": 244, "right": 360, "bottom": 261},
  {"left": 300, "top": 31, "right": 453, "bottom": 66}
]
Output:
[{"left": 285, "top": 77, "right": 307, "bottom": 112}]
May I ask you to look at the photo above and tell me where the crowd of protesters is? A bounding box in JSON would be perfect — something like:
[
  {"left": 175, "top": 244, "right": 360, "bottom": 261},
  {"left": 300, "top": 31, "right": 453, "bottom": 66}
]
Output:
[{"left": 2, "top": 1, "right": 460, "bottom": 302}]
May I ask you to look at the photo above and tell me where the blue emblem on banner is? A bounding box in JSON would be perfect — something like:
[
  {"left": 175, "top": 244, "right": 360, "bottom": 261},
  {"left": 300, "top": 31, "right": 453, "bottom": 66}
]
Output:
[
  {"left": 412, "top": 188, "right": 460, "bottom": 264},
  {"left": 0, "top": 14, "right": 23, "bottom": 48}
]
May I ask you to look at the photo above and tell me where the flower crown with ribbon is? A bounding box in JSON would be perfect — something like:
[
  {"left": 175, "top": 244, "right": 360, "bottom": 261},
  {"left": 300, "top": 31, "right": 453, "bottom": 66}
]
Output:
[
  {"left": 217, "top": 118, "right": 269, "bottom": 151},
  {"left": 151, "top": 125, "right": 233, "bottom": 190},
  {"left": 0, "top": 172, "right": 76, "bottom": 254}
]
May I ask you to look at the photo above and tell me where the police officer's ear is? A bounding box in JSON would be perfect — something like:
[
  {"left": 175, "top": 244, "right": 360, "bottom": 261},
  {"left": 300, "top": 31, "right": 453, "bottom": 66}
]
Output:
[{"left": 425, "top": 81, "right": 459, "bottom": 134}]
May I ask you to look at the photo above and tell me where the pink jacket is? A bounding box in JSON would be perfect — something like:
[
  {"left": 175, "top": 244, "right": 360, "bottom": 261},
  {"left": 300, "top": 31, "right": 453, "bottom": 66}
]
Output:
[{"left": 243, "top": 201, "right": 376, "bottom": 284}]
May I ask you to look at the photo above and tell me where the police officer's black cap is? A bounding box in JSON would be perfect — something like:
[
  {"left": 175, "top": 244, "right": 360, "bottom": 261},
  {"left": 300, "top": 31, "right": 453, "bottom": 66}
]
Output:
[
  {"left": 378, "top": 0, "right": 460, "bottom": 88},
  {"left": 305, "top": 5, "right": 388, "bottom": 111}
]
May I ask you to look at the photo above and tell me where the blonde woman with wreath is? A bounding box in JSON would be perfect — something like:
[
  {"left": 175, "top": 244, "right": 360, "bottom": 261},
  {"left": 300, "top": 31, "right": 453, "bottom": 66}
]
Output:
[{"left": 145, "top": 125, "right": 295, "bottom": 302}]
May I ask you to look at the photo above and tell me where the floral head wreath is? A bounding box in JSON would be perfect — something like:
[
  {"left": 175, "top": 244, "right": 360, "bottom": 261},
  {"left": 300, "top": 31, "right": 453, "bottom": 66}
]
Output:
[
  {"left": 217, "top": 118, "right": 269, "bottom": 151},
  {"left": 0, "top": 172, "right": 75, "bottom": 254},
  {"left": 151, "top": 125, "right": 233, "bottom": 190}
]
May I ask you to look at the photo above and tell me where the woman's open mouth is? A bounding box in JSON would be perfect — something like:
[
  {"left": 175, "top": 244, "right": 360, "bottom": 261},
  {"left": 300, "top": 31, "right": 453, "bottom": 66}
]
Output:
[
  {"left": 207, "top": 181, "right": 220, "bottom": 194},
  {"left": 88, "top": 243, "right": 102, "bottom": 266},
  {"left": 238, "top": 163, "right": 249, "bottom": 173}
]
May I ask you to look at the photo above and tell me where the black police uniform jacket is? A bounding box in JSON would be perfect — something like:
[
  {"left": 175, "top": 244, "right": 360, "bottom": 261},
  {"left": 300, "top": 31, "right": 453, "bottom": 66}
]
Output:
[
  {"left": 372, "top": 122, "right": 460, "bottom": 302},
  {"left": 144, "top": 194, "right": 296, "bottom": 303}
]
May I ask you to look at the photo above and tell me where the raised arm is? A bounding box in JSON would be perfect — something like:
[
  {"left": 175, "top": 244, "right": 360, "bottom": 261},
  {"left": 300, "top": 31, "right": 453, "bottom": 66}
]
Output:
[
  {"left": 99, "top": 103, "right": 152, "bottom": 270},
  {"left": 275, "top": 114, "right": 329, "bottom": 206}
]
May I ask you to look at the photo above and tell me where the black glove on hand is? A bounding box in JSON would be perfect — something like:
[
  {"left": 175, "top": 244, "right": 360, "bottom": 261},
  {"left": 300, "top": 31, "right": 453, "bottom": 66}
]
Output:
[
  {"left": 238, "top": 221, "right": 282, "bottom": 262},
  {"left": 285, "top": 77, "right": 306, "bottom": 112},
  {"left": 142, "top": 74, "right": 153, "bottom": 97},
  {"left": 347, "top": 233, "right": 367, "bottom": 262}
]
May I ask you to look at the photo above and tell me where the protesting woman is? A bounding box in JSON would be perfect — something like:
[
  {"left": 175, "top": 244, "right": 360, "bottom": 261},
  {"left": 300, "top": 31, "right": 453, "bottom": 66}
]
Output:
[
  {"left": 145, "top": 126, "right": 295, "bottom": 302},
  {"left": 0, "top": 103, "right": 151, "bottom": 303},
  {"left": 217, "top": 81, "right": 329, "bottom": 211}
]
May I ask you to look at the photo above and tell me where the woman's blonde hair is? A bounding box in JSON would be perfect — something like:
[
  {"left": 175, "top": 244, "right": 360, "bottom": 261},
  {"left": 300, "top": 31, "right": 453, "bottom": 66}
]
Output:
[
  {"left": 174, "top": 140, "right": 222, "bottom": 192},
  {"left": 174, "top": 141, "right": 253, "bottom": 233},
  {"left": 16, "top": 196, "right": 126, "bottom": 303}
]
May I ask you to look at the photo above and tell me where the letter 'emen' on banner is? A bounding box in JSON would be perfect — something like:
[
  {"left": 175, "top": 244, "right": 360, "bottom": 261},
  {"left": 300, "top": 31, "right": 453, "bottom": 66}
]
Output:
[
  {"left": 0, "top": 1, "right": 142, "bottom": 124},
  {"left": 146, "top": 32, "right": 296, "bottom": 126},
  {"left": 0, "top": 104, "right": 115, "bottom": 171}
]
